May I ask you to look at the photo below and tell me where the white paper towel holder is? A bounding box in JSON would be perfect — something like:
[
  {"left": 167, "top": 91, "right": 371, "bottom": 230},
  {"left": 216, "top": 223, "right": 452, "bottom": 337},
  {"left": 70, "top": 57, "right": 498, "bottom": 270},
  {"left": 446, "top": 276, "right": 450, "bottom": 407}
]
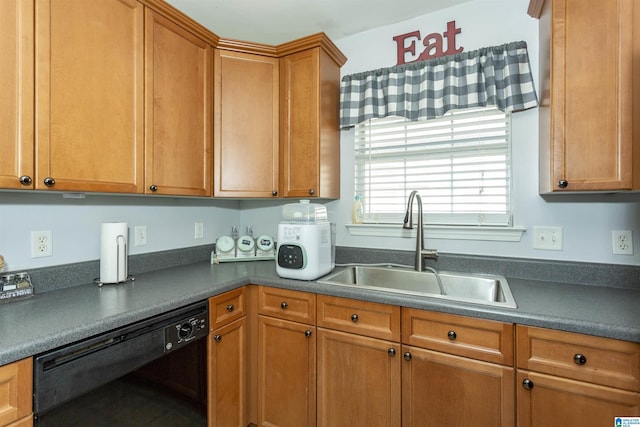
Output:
[{"left": 95, "top": 222, "right": 135, "bottom": 287}]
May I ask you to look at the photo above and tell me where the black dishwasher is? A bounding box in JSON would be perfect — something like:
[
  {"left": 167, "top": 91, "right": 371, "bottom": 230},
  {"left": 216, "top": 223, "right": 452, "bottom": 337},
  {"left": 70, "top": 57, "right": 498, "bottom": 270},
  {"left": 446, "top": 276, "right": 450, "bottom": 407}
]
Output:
[{"left": 33, "top": 301, "right": 209, "bottom": 426}]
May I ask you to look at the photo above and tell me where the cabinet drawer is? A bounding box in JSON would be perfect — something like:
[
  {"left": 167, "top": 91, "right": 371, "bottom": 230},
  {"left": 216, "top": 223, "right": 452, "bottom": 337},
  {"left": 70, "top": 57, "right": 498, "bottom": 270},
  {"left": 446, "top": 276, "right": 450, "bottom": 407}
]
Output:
[
  {"left": 516, "top": 325, "right": 640, "bottom": 392},
  {"left": 317, "top": 295, "right": 400, "bottom": 341},
  {"left": 402, "top": 308, "right": 514, "bottom": 365},
  {"left": 258, "top": 286, "right": 315, "bottom": 325},
  {"left": 209, "top": 287, "right": 246, "bottom": 330},
  {"left": 0, "top": 358, "right": 32, "bottom": 427}
]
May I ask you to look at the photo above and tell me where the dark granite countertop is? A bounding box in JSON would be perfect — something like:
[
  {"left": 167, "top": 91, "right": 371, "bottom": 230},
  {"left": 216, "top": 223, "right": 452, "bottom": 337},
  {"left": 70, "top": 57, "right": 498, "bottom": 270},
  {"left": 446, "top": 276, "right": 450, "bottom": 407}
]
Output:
[{"left": 1, "top": 260, "right": 638, "bottom": 366}]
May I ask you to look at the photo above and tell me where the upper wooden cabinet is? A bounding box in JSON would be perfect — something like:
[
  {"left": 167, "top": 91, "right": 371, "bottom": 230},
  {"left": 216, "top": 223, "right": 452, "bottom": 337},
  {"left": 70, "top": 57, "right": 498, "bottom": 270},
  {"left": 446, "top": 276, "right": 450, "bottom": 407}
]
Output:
[
  {"left": 538, "top": 0, "right": 640, "bottom": 192},
  {"left": 214, "top": 48, "right": 280, "bottom": 197},
  {"left": 0, "top": 0, "right": 34, "bottom": 190},
  {"left": 279, "top": 35, "right": 347, "bottom": 199},
  {"left": 3, "top": 0, "right": 346, "bottom": 198},
  {"left": 144, "top": 10, "right": 213, "bottom": 196},
  {"left": 35, "top": 0, "right": 145, "bottom": 193}
]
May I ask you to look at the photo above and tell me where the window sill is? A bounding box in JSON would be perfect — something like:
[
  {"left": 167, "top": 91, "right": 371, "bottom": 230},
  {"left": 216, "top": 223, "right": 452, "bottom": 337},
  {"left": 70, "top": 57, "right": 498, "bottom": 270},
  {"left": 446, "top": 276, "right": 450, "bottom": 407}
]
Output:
[{"left": 345, "top": 223, "right": 526, "bottom": 242}]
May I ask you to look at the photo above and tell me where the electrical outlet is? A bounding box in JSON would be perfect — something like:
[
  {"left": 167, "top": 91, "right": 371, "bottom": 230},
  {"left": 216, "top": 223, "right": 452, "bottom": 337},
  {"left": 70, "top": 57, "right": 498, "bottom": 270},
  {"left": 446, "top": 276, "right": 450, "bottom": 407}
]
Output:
[
  {"left": 31, "top": 230, "right": 53, "bottom": 258},
  {"left": 533, "top": 226, "right": 563, "bottom": 251},
  {"left": 134, "top": 225, "right": 147, "bottom": 247},
  {"left": 612, "top": 230, "right": 633, "bottom": 255},
  {"left": 194, "top": 222, "right": 204, "bottom": 240}
]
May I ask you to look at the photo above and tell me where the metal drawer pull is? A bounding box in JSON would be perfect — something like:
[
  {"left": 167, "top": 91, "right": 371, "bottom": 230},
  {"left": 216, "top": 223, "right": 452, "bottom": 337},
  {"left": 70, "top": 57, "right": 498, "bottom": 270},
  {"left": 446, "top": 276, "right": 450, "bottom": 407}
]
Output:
[
  {"left": 214, "top": 334, "right": 222, "bottom": 342},
  {"left": 447, "top": 330, "right": 457, "bottom": 340},
  {"left": 573, "top": 353, "right": 587, "bottom": 365},
  {"left": 281, "top": 302, "right": 288, "bottom": 309},
  {"left": 522, "top": 378, "right": 534, "bottom": 390},
  {"left": 388, "top": 348, "right": 396, "bottom": 356},
  {"left": 351, "top": 314, "right": 359, "bottom": 322},
  {"left": 226, "top": 304, "right": 234, "bottom": 312},
  {"left": 305, "top": 330, "right": 312, "bottom": 337},
  {"left": 403, "top": 352, "right": 412, "bottom": 361}
]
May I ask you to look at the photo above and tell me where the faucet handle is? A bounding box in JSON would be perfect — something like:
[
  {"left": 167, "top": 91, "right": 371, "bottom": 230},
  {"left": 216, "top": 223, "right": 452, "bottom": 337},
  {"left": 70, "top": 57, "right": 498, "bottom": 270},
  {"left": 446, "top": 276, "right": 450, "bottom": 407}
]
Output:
[{"left": 421, "top": 249, "right": 438, "bottom": 260}]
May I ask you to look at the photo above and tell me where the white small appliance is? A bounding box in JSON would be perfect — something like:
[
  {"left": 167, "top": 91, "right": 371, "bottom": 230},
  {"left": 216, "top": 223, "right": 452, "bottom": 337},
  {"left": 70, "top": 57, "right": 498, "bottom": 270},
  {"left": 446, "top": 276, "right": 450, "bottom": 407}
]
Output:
[
  {"left": 100, "top": 222, "right": 129, "bottom": 284},
  {"left": 276, "top": 200, "right": 334, "bottom": 280}
]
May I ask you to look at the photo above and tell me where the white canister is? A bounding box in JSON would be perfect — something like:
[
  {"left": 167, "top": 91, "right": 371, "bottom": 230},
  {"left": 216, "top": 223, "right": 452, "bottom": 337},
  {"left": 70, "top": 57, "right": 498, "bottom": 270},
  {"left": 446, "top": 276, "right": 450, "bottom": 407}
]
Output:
[{"left": 100, "top": 222, "right": 128, "bottom": 284}]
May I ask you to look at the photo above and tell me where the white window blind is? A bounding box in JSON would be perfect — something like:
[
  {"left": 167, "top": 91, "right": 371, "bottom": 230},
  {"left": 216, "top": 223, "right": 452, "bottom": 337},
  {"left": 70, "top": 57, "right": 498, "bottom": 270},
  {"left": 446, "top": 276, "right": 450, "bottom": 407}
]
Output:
[{"left": 354, "top": 107, "right": 512, "bottom": 226}]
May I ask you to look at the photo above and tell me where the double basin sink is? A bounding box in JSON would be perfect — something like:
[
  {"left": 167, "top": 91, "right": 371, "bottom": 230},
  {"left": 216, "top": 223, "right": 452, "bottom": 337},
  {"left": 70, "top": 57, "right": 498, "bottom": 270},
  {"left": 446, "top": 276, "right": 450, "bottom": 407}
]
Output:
[{"left": 317, "top": 265, "right": 517, "bottom": 309}]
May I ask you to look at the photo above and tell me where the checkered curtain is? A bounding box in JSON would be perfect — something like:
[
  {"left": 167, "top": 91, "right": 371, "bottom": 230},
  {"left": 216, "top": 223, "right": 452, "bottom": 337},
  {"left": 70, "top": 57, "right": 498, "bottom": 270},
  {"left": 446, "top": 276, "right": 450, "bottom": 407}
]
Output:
[{"left": 340, "top": 41, "right": 538, "bottom": 129}]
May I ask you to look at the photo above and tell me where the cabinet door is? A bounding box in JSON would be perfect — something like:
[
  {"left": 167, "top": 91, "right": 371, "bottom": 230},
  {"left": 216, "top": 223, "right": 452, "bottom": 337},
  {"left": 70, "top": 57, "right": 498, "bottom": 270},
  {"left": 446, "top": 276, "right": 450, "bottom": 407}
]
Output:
[
  {"left": 517, "top": 370, "right": 640, "bottom": 427},
  {"left": 258, "top": 316, "right": 316, "bottom": 427},
  {"left": 280, "top": 48, "right": 341, "bottom": 199},
  {"left": 145, "top": 10, "right": 213, "bottom": 196},
  {"left": 402, "top": 345, "right": 515, "bottom": 427},
  {"left": 317, "top": 328, "right": 401, "bottom": 427},
  {"left": 208, "top": 318, "right": 247, "bottom": 427},
  {"left": 0, "top": 0, "right": 34, "bottom": 189},
  {"left": 35, "top": 0, "right": 144, "bottom": 193},
  {"left": 541, "top": 0, "right": 638, "bottom": 191},
  {"left": 214, "top": 49, "right": 279, "bottom": 197},
  {"left": 0, "top": 358, "right": 32, "bottom": 426}
]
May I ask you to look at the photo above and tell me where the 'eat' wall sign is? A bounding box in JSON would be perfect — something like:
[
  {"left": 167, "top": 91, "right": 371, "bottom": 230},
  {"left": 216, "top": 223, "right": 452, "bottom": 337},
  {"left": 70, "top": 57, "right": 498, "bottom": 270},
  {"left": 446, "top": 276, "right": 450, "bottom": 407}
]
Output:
[{"left": 392, "top": 20, "right": 464, "bottom": 65}]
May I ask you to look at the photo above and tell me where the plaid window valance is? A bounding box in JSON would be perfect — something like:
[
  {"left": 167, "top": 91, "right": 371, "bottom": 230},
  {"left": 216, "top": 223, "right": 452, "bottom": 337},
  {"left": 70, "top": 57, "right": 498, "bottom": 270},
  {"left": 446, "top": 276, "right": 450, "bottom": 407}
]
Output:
[{"left": 340, "top": 41, "right": 538, "bottom": 129}]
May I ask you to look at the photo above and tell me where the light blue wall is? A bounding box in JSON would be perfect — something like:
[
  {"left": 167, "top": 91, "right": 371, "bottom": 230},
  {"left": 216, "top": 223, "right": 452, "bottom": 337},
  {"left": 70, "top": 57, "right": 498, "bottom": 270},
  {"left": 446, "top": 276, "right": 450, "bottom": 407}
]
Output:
[
  {"left": 1, "top": 0, "right": 638, "bottom": 272},
  {"left": 242, "top": 0, "right": 640, "bottom": 266}
]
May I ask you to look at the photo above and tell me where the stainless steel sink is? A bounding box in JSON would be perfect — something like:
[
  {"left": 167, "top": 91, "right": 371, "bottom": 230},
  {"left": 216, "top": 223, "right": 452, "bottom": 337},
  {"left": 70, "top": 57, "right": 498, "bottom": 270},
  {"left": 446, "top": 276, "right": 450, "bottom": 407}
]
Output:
[{"left": 317, "top": 265, "right": 517, "bottom": 308}]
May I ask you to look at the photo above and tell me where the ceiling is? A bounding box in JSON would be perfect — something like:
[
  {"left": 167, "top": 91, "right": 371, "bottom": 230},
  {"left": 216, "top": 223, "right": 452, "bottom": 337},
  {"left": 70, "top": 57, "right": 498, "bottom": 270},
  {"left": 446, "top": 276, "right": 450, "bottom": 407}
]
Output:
[{"left": 165, "top": 0, "right": 473, "bottom": 45}]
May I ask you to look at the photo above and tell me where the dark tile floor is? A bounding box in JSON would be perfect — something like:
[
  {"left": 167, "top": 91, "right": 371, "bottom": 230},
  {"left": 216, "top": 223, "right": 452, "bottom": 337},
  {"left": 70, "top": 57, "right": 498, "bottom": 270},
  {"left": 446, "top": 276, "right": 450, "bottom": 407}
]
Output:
[{"left": 37, "top": 376, "right": 207, "bottom": 426}]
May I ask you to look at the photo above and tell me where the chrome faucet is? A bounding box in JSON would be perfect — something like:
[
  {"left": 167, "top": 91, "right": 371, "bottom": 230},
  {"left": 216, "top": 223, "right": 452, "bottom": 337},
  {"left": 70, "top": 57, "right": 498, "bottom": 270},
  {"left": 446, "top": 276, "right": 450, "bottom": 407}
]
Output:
[{"left": 403, "top": 190, "right": 438, "bottom": 271}]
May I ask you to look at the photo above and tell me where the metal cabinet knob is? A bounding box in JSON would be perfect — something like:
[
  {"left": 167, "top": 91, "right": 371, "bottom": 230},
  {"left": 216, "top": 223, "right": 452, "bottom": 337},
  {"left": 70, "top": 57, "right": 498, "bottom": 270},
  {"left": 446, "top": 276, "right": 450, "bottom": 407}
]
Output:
[
  {"left": 522, "top": 378, "right": 534, "bottom": 390},
  {"left": 305, "top": 330, "right": 312, "bottom": 338},
  {"left": 226, "top": 304, "right": 234, "bottom": 312},
  {"left": 43, "top": 177, "right": 55, "bottom": 187},
  {"left": 351, "top": 314, "right": 359, "bottom": 322},
  {"left": 271, "top": 190, "right": 278, "bottom": 196},
  {"left": 388, "top": 348, "right": 396, "bottom": 357},
  {"left": 214, "top": 334, "right": 222, "bottom": 342},
  {"left": 308, "top": 188, "right": 315, "bottom": 195},
  {"left": 558, "top": 180, "right": 568, "bottom": 189},
  {"left": 149, "top": 185, "right": 158, "bottom": 192},
  {"left": 281, "top": 302, "right": 288, "bottom": 309},
  {"left": 574, "top": 353, "right": 587, "bottom": 365},
  {"left": 403, "top": 352, "right": 412, "bottom": 361},
  {"left": 447, "top": 330, "right": 457, "bottom": 340},
  {"left": 19, "top": 175, "right": 32, "bottom": 185}
]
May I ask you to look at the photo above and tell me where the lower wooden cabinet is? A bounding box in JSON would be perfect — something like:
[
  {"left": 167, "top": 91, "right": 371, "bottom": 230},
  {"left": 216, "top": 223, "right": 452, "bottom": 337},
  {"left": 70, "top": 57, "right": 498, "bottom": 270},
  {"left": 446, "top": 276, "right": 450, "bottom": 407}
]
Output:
[
  {"left": 0, "top": 357, "right": 32, "bottom": 427},
  {"left": 516, "top": 370, "right": 640, "bottom": 426},
  {"left": 258, "top": 316, "right": 316, "bottom": 427},
  {"left": 5, "top": 416, "right": 33, "bottom": 427},
  {"left": 401, "top": 308, "right": 515, "bottom": 427},
  {"left": 207, "top": 286, "right": 639, "bottom": 427},
  {"left": 316, "top": 328, "right": 401, "bottom": 427},
  {"left": 208, "top": 317, "right": 247, "bottom": 427},
  {"left": 516, "top": 325, "right": 640, "bottom": 425},
  {"left": 402, "top": 345, "right": 515, "bottom": 426},
  {"left": 257, "top": 286, "right": 316, "bottom": 427},
  {"left": 208, "top": 289, "right": 248, "bottom": 427}
]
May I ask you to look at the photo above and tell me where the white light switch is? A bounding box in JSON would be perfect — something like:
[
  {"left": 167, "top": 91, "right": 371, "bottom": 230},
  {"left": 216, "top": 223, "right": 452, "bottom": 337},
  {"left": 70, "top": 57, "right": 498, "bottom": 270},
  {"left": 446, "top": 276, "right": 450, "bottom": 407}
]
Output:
[{"left": 533, "top": 226, "right": 563, "bottom": 251}]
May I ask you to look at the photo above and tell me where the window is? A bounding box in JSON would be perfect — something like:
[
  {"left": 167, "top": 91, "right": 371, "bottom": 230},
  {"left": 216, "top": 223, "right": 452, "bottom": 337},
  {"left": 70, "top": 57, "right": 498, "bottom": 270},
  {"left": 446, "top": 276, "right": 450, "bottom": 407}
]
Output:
[{"left": 354, "top": 107, "right": 512, "bottom": 227}]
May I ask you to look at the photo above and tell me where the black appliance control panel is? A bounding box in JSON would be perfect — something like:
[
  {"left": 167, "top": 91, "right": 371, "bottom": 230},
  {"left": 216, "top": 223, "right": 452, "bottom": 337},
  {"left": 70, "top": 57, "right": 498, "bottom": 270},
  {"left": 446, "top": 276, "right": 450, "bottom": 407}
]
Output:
[
  {"left": 164, "top": 312, "right": 208, "bottom": 352},
  {"left": 277, "top": 244, "right": 305, "bottom": 269}
]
